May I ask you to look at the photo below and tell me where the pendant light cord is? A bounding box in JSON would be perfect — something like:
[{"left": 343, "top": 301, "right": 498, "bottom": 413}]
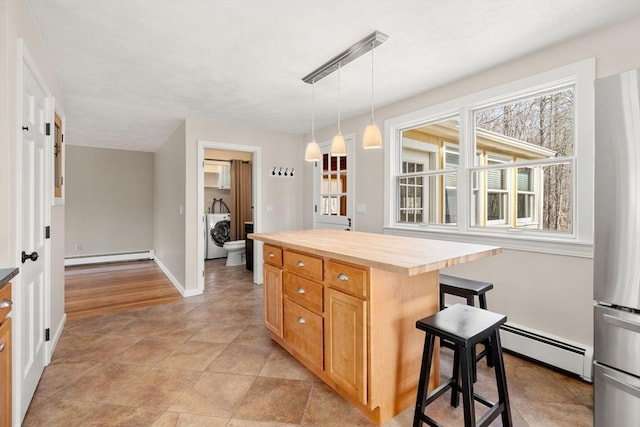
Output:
[
  {"left": 337, "top": 63, "right": 341, "bottom": 133},
  {"left": 370, "top": 41, "right": 375, "bottom": 121},
  {"left": 311, "top": 80, "right": 315, "bottom": 140}
]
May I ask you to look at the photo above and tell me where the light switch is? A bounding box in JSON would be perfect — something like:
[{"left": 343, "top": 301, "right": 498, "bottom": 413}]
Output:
[{"left": 356, "top": 203, "right": 366, "bottom": 214}]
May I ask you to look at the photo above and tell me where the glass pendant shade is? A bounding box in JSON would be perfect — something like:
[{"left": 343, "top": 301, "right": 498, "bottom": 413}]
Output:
[
  {"left": 363, "top": 121, "right": 382, "bottom": 149},
  {"left": 305, "top": 140, "right": 322, "bottom": 162},
  {"left": 331, "top": 132, "right": 346, "bottom": 157}
]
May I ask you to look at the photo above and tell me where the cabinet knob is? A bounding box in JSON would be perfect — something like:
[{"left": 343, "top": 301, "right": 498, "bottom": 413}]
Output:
[
  {"left": 0, "top": 299, "right": 12, "bottom": 309},
  {"left": 268, "top": 252, "right": 275, "bottom": 258},
  {"left": 297, "top": 287, "right": 306, "bottom": 294},
  {"left": 338, "top": 273, "right": 349, "bottom": 281},
  {"left": 297, "top": 316, "right": 306, "bottom": 324},
  {"left": 296, "top": 260, "right": 305, "bottom": 267},
  {"left": 0, "top": 342, "right": 4, "bottom": 352}
]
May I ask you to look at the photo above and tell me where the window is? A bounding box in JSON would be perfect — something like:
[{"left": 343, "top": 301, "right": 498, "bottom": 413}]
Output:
[{"left": 386, "top": 60, "right": 594, "bottom": 255}]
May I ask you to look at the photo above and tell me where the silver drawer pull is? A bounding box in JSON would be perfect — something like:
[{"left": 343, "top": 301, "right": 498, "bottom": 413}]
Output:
[
  {"left": 338, "top": 273, "right": 349, "bottom": 281},
  {"left": 268, "top": 252, "right": 275, "bottom": 258},
  {"left": 0, "top": 299, "right": 12, "bottom": 309},
  {"left": 296, "top": 260, "right": 305, "bottom": 267},
  {"left": 297, "top": 316, "right": 306, "bottom": 324},
  {"left": 297, "top": 287, "right": 306, "bottom": 294},
  {"left": 0, "top": 342, "right": 4, "bottom": 352}
]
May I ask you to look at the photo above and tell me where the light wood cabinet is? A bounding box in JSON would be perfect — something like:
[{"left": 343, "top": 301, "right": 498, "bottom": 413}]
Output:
[
  {"left": 253, "top": 230, "right": 500, "bottom": 425},
  {"left": 263, "top": 263, "right": 283, "bottom": 337},
  {"left": 0, "top": 283, "right": 12, "bottom": 427},
  {"left": 325, "top": 286, "right": 367, "bottom": 404}
]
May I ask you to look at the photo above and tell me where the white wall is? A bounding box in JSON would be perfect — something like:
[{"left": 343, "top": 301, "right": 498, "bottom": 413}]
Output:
[
  {"left": 183, "top": 119, "right": 303, "bottom": 291},
  {"left": 65, "top": 146, "right": 154, "bottom": 257},
  {"left": 303, "top": 16, "right": 640, "bottom": 350},
  {"left": 154, "top": 122, "right": 187, "bottom": 287}
]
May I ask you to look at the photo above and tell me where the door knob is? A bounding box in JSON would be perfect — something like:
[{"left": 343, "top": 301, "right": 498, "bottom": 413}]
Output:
[{"left": 22, "top": 250, "right": 39, "bottom": 263}]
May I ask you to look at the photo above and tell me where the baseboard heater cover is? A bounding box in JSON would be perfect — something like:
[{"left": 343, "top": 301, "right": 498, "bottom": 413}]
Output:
[
  {"left": 499, "top": 323, "right": 593, "bottom": 382},
  {"left": 65, "top": 250, "right": 155, "bottom": 266}
]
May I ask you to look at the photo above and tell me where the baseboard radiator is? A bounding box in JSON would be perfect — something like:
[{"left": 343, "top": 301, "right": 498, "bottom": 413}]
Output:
[
  {"left": 500, "top": 323, "right": 593, "bottom": 382},
  {"left": 64, "top": 250, "right": 155, "bottom": 267}
]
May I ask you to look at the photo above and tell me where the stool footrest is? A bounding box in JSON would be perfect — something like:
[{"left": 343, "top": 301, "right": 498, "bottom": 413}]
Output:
[{"left": 476, "top": 402, "right": 506, "bottom": 427}]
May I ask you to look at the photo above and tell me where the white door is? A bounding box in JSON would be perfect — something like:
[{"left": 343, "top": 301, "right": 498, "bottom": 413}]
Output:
[
  {"left": 19, "top": 57, "right": 49, "bottom": 419},
  {"left": 313, "top": 135, "right": 355, "bottom": 230}
]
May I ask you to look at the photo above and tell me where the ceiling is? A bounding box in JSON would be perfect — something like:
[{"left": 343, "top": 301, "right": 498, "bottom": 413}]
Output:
[{"left": 26, "top": 0, "right": 640, "bottom": 152}]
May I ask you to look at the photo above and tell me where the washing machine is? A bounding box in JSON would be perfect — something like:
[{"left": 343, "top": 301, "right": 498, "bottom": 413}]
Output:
[{"left": 205, "top": 213, "right": 231, "bottom": 259}]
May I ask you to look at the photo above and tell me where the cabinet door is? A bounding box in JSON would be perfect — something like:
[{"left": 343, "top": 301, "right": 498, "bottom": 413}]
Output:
[
  {"left": 0, "top": 317, "right": 11, "bottom": 427},
  {"left": 325, "top": 288, "right": 367, "bottom": 404},
  {"left": 263, "top": 263, "right": 283, "bottom": 337}
]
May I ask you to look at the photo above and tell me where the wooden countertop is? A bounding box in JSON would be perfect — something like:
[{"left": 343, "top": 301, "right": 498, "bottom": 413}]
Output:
[{"left": 249, "top": 229, "right": 501, "bottom": 276}]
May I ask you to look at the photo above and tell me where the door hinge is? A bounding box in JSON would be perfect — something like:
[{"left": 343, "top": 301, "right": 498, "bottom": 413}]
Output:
[
  {"left": 61, "top": 133, "right": 64, "bottom": 142},
  {"left": 61, "top": 176, "right": 64, "bottom": 185},
  {"left": 314, "top": 205, "right": 318, "bottom": 213},
  {"left": 45, "top": 328, "right": 51, "bottom": 342},
  {"left": 45, "top": 226, "right": 50, "bottom": 239},
  {"left": 202, "top": 270, "right": 205, "bottom": 277},
  {"left": 46, "top": 123, "right": 51, "bottom": 136}
]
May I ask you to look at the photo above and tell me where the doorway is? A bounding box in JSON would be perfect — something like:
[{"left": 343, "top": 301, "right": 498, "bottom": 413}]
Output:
[{"left": 197, "top": 141, "right": 262, "bottom": 291}]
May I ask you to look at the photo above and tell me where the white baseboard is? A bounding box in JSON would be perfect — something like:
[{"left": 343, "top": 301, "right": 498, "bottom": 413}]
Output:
[
  {"left": 500, "top": 322, "right": 593, "bottom": 382},
  {"left": 64, "top": 250, "right": 155, "bottom": 266},
  {"left": 47, "top": 313, "right": 66, "bottom": 364},
  {"left": 154, "top": 257, "right": 202, "bottom": 298}
]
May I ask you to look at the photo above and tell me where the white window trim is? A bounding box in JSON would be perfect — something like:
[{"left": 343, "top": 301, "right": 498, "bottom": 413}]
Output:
[{"left": 383, "top": 59, "right": 595, "bottom": 258}]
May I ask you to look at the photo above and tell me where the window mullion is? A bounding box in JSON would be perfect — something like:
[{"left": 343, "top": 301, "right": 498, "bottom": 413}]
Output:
[{"left": 458, "top": 107, "right": 471, "bottom": 231}]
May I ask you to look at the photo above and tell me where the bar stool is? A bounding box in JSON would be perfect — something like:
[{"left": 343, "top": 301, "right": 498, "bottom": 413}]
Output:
[
  {"left": 413, "top": 304, "right": 512, "bottom": 427},
  {"left": 440, "top": 274, "right": 494, "bottom": 370}
]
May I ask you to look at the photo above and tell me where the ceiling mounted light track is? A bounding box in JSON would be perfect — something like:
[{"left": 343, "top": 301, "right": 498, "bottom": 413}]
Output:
[
  {"left": 302, "top": 31, "right": 388, "bottom": 84},
  {"left": 302, "top": 31, "right": 388, "bottom": 160}
]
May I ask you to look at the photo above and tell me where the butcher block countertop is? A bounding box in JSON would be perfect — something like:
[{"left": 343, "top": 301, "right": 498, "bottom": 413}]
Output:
[{"left": 249, "top": 229, "right": 501, "bottom": 275}]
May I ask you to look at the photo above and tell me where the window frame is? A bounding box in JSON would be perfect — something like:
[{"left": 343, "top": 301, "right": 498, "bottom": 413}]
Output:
[{"left": 383, "top": 59, "right": 594, "bottom": 257}]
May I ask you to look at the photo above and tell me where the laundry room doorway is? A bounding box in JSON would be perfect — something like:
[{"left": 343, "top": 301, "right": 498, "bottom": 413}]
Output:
[{"left": 197, "top": 141, "right": 262, "bottom": 290}]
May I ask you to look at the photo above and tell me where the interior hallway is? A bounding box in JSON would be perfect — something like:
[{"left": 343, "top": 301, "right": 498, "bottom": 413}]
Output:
[{"left": 23, "top": 259, "right": 593, "bottom": 426}]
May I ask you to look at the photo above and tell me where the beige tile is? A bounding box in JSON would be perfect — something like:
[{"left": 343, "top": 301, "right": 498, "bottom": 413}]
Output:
[
  {"left": 189, "top": 322, "right": 246, "bottom": 344},
  {"left": 232, "top": 323, "right": 277, "bottom": 348},
  {"left": 513, "top": 398, "right": 592, "bottom": 427},
  {"left": 109, "top": 367, "right": 201, "bottom": 409},
  {"left": 169, "top": 371, "right": 256, "bottom": 417},
  {"left": 259, "top": 346, "right": 317, "bottom": 381},
  {"left": 35, "top": 359, "right": 102, "bottom": 397},
  {"left": 206, "top": 343, "right": 272, "bottom": 376},
  {"left": 232, "top": 377, "right": 313, "bottom": 424},
  {"left": 82, "top": 404, "right": 164, "bottom": 426},
  {"left": 22, "top": 396, "right": 103, "bottom": 427},
  {"left": 227, "top": 420, "right": 300, "bottom": 427},
  {"left": 152, "top": 412, "right": 229, "bottom": 426},
  {"left": 56, "top": 362, "right": 151, "bottom": 402},
  {"left": 301, "top": 382, "right": 374, "bottom": 426},
  {"left": 114, "top": 337, "right": 186, "bottom": 365},
  {"left": 52, "top": 332, "right": 142, "bottom": 362},
  {"left": 158, "top": 341, "right": 228, "bottom": 371}
]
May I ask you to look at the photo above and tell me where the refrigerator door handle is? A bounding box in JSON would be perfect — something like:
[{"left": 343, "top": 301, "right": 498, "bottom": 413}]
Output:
[
  {"left": 603, "top": 373, "right": 640, "bottom": 398},
  {"left": 604, "top": 313, "right": 640, "bottom": 333}
]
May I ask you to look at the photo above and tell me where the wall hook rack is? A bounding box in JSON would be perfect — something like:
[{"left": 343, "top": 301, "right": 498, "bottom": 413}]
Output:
[{"left": 271, "top": 166, "right": 295, "bottom": 178}]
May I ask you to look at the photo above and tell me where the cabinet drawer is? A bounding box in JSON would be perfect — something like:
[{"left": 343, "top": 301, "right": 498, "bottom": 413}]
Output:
[
  {"left": 284, "top": 299, "right": 323, "bottom": 369},
  {"left": 0, "top": 284, "right": 12, "bottom": 322},
  {"left": 263, "top": 244, "right": 283, "bottom": 267},
  {"left": 284, "top": 250, "right": 323, "bottom": 282},
  {"left": 325, "top": 260, "right": 368, "bottom": 298},
  {"left": 284, "top": 272, "right": 323, "bottom": 314}
]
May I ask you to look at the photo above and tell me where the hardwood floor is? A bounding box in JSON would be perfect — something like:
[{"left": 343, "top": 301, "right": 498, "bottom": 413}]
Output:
[{"left": 65, "top": 260, "right": 181, "bottom": 319}]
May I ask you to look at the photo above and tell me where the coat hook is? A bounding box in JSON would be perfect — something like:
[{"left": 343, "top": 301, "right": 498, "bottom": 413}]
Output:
[
  {"left": 284, "top": 168, "right": 289, "bottom": 176},
  {"left": 290, "top": 168, "right": 295, "bottom": 177},
  {"left": 272, "top": 167, "right": 276, "bottom": 176},
  {"left": 278, "top": 167, "right": 283, "bottom": 176}
]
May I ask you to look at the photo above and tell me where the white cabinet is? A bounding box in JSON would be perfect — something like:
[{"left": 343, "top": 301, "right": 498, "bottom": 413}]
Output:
[{"left": 204, "top": 161, "right": 231, "bottom": 189}]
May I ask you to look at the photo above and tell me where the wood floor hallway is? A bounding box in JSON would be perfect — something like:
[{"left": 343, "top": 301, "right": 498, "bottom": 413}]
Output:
[{"left": 65, "top": 260, "right": 181, "bottom": 319}]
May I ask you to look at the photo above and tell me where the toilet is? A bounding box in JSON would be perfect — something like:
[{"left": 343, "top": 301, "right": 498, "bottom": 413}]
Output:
[{"left": 223, "top": 240, "right": 246, "bottom": 267}]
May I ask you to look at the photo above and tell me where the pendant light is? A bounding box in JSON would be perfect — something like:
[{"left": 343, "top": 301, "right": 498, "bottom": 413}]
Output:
[
  {"left": 363, "top": 40, "right": 383, "bottom": 149},
  {"left": 330, "top": 63, "right": 347, "bottom": 157},
  {"left": 304, "top": 80, "right": 322, "bottom": 162}
]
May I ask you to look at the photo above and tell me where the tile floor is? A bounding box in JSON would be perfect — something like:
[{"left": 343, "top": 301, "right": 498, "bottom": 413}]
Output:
[{"left": 24, "top": 259, "right": 594, "bottom": 426}]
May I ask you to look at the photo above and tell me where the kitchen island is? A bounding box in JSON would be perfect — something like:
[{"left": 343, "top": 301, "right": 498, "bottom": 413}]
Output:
[{"left": 249, "top": 229, "right": 501, "bottom": 425}]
